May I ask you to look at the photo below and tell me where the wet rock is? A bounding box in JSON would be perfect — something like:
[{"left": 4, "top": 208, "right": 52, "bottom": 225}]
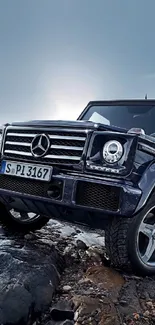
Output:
[
  {"left": 146, "top": 301, "right": 154, "bottom": 309},
  {"left": 62, "top": 285, "right": 72, "bottom": 292},
  {"left": 0, "top": 225, "right": 63, "bottom": 325},
  {"left": 70, "top": 232, "right": 77, "bottom": 236},
  {"left": 75, "top": 229, "right": 82, "bottom": 234},
  {"left": 63, "top": 245, "right": 80, "bottom": 266},
  {"left": 84, "top": 246, "right": 107, "bottom": 266},
  {"left": 46, "top": 321, "right": 74, "bottom": 325},
  {"left": 50, "top": 301, "right": 74, "bottom": 321},
  {"left": 119, "top": 300, "right": 128, "bottom": 306},
  {"left": 0, "top": 285, "right": 32, "bottom": 325},
  {"left": 76, "top": 240, "right": 88, "bottom": 250},
  {"left": 143, "top": 310, "right": 150, "bottom": 318},
  {"left": 74, "top": 310, "right": 79, "bottom": 321}
]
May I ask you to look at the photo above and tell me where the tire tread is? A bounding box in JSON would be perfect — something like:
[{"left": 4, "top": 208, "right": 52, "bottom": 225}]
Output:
[{"left": 105, "top": 217, "right": 132, "bottom": 271}]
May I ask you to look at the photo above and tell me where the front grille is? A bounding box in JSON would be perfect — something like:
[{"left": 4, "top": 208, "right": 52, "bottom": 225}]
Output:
[
  {"left": 75, "top": 181, "right": 120, "bottom": 211},
  {"left": 0, "top": 175, "right": 50, "bottom": 198},
  {"left": 3, "top": 127, "right": 87, "bottom": 165}
]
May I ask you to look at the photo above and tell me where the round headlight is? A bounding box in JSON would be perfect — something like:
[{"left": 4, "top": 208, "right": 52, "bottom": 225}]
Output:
[{"left": 103, "top": 140, "right": 123, "bottom": 164}]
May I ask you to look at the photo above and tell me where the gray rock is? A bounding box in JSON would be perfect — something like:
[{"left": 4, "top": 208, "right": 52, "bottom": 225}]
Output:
[
  {"left": 0, "top": 225, "right": 63, "bottom": 325},
  {"left": 0, "top": 285, "right": 32, "bottom": 324},
  {"left": 76, "top": 240, "right": 87, "bottom": 250},
  {"left": 51, "top": 301, "right": 74, "bottom": 321},
  {"left": 62, "top": 285, "right": 72, "bottom": 292},
  {"left": 46, "top": 321, "right": 74, "bottom": 325}
]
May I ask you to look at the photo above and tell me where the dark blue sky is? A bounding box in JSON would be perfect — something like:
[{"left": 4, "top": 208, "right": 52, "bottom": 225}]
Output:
[{"left": 0, "top": 0, "right": 155, "bottom": 123}]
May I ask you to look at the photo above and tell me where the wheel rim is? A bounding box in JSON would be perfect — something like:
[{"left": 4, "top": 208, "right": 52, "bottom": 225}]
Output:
[
  {"left": 137, "top": 206, "right": 155, "bottom": 266},
  {"left": 9, "top": 209, "right": 41, "bottom": 224}
]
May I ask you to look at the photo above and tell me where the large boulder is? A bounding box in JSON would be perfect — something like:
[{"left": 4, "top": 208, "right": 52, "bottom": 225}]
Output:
[{"left": 0, "top": 224, "right": 63, "bottom": 325}]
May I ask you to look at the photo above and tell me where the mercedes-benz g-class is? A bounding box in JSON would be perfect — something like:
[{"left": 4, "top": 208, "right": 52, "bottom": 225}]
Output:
[{"left": 0, "top": 99, "right": 155, "bottom": 275}]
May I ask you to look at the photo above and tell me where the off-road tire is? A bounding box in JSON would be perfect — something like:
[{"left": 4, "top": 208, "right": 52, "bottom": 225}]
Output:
[
  {"left": 105, "top": 192, "right": 155, "bottom": 275},
  {"left": 105, "top": 217, "right": 132, "bottom": 272},
  {"left": 0, "top": 203, "right": 49, "bottom": 233}
]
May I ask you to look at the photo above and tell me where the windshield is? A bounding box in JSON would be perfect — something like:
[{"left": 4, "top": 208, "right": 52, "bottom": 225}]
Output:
[{"left": 81, "top": 105, "right": 155, "bottom": 135}]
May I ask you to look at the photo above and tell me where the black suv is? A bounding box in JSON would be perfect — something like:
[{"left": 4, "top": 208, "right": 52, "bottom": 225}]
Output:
[{"left": 0, "top": 100, "right": 155, "bottom": 275}]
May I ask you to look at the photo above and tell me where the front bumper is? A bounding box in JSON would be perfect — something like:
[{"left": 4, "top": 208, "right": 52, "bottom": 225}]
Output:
[{"left": 0, "top": 172, "right": 142, "bottom": 218}]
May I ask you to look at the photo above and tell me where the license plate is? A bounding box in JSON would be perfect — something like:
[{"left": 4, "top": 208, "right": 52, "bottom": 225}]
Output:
[{"left": 0, "top": 161, "right": 52, "bottom": 182}]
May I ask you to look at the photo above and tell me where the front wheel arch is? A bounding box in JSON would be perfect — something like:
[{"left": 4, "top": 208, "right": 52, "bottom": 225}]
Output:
[
  {"left": 135, "top": 162, "right": 155, "bottom": 214},
  {"left": 105, "top": 192, "right": 155, "bottom": 275}
]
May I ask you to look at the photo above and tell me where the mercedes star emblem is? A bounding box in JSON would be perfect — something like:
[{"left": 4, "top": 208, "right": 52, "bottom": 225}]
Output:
[{"left": 31, "top": 134, "right": 50, "bottom": 157}]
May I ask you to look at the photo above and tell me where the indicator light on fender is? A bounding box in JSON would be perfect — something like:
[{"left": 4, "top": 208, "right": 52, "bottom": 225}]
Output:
[{"left": 128, "top": 128, "right": 145, "bottom": 135}]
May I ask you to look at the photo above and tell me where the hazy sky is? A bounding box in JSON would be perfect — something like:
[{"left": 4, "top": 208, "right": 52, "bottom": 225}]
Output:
[{"left": 0, "top": 0, "right": 155, "bottom": 124}]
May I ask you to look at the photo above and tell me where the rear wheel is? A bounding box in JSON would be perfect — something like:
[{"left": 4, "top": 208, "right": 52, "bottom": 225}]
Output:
[
  {"left": 105, "top": 193, "right": 155, "bottom": 275},
  {"left": 0, "top": 203, "right": 49, "bottom": 232}
]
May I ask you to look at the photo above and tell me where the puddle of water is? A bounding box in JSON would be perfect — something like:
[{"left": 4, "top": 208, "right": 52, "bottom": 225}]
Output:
[{"left": 85, "top": 265, "right": 125, "bottom": 290}]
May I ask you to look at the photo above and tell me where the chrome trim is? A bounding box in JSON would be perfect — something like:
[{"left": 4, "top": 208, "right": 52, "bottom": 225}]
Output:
[
  {"left": 49, "top": 135, "right": 86, "bottom": 141},
  {"left": 4, "top": 150, "right": 80, "bottom": 160},
  {"left": 7, "top": 133, "right": 37, "bottom": 137},
  {"left": 6, "top": 126, "right": 88, "bottom": 133},
  {"left": 45, "top": 155, "right": 80, "bottom": 160},
  {"left": 50, "top": 145, "right": 83, "bottom": 150},
  {"left": 3, "top": 126, "right": 87, "bottom": 164},
  {"left": 5, "top": 141, "right": 30, "bottom": 146},
  {"left": 31, "top": 134, "right": 50, "bottom": 158},
  {"left": 5, "top": 142, "right": 83, "bottom": 151},
  {"left": 6, "top": 133, "right": 86, "bottom": 141},
  {"left": 5, "top": 150, "right": 32, "bottom": 156},
  {"left": 139, "top": 142, "right": 155, "bottom": 155}
]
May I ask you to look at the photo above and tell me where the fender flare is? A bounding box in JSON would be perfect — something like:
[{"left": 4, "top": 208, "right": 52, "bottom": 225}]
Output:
[{"left": 135, "top": 162, "right": 155, "bottom": 213}]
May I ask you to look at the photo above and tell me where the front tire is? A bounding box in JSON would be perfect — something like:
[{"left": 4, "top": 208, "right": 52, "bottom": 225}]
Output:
[
  {"left": 0, "top": 203, "right": 49, "bottom": 233},
  {"left": 105, "top": 193, "right": 155, "bottom": 275}
]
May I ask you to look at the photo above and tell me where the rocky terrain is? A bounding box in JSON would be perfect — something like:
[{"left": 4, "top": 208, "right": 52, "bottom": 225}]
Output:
[{"left": 1, "top": 219, "right": 155, "bottom": 325}]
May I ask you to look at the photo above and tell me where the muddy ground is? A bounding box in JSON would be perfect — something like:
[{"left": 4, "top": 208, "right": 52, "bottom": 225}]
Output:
[
  {"left": 1, "top": 218, "right": 155, "bottom": 325},
  {"left": 33, "top": 220, "right": 155, "bottom": 325}
]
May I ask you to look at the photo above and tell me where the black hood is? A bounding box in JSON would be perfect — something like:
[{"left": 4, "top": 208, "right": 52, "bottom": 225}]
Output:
[{"left": 10, "top": 119, "right": 127, "bottom": 133}]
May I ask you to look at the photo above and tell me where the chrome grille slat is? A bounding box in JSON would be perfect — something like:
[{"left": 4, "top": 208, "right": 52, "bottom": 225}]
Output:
[
  {"left": 5, "top": 150, "right": 32, "bottom": 156},
  {"left": 7, "top": 133, "right": 37, "bottom": 137},
  {"left": 5, "top": 141, "right": 30, "bottom": 146},
  {"left": 3, "top": 127, "right": 87, "bottom": 165},
  {"left": 4, "top": 150, "right": 81, "bottom": 160},
  {"left": 49, "top": 135, "right": 86, "bottom": 141},
  {"left": 50, "top": 145, "right": 83, "bottom": 150},
  {"left": 7, "top": 127, "right": 87, "bottom": 133},
  {"left": 7, "top": 133, "right": 86, "bottom": 141},
  {"left": 46, "top": 155, "right": 80, "bottom": 160},
  {"left": 5, "top": 142, "right": 83, "bottom": 151}
]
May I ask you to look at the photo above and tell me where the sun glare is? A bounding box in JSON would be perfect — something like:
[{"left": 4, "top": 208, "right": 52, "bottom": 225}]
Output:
[
  {"left": 42, "top": 61, "right": 101, "bottom": 121},
  {"left": 51, "top": 99, "right": 87, "bottom": 121}
]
